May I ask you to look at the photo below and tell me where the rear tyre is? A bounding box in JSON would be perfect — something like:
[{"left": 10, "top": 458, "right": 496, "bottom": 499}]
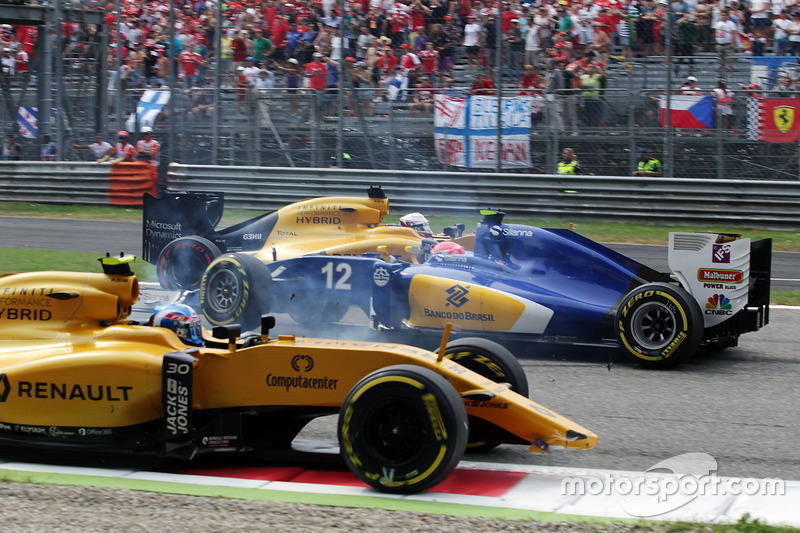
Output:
[
  {"left": 436, "top": 337, "right": 528, "bottom": 452},
  {"left": 157, "top": 236, "right": 221, "bottom": 291},
  {"left": 338, "top": 365, "right": 468, "bottom": 494},
  {"left": 615, "top": 282, "right": 703, "bottom": 369},
  {"left": 200, "top": 253, "right": 271, "bottom": 331}
]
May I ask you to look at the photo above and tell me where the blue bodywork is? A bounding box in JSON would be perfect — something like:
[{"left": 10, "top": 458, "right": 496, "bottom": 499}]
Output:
[
  {"left": 371, "top": 219, "right": 671, "bottom": 339},
  {"left": 266, "top": 211, "right": 671, "bottom": 343}
]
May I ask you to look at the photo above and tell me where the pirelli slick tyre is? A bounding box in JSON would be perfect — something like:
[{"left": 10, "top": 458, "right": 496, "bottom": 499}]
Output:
[
  {"left": 615, "top": 282, "right": 703, "bottom": 369},
  {"left": 157, "top": 236, "right": 221, "bottom": 291},
  {"left": 338, "top": 365, "right": 468, "bottom": 494},
  {"left": 200, "top": 253, "right": 271, "bottom": 332},
  {"left": 436, "top": 337, "right": 528, "bottom": 452}
]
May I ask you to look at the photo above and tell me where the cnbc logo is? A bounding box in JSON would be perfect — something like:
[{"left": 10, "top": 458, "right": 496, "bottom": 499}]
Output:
[{"left": 705, "top": 294, "right": 733, "bottom": 316}]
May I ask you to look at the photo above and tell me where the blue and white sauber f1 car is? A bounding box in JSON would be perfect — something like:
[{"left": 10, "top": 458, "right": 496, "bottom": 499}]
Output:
[{"left": 196, "top": 209, "right": 771, "bottom": 369}]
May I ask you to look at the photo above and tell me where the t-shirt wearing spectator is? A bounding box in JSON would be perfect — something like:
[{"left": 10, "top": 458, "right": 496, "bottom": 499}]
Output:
[
  {"left": 73, "top": 133, "right": 113, "bottom": 161},
  {"left": 305, "top": 52, "right": 328, "bottom": 90}
]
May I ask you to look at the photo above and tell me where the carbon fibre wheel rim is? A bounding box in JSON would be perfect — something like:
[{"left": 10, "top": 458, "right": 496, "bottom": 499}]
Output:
[
  {"left": 206, "top": 269, "right": 240, "bottom": 314},
  {"left": 365, "top": 400, "right": 425, "bottom": 463},
  {"left": 630, "top": 301, "right": 677, "bottom": 351}
]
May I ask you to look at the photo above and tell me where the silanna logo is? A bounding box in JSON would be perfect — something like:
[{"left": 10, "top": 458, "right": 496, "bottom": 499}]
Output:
[
  {"left": 445, "top": 285, "right": 469, "bottom": 308},
  {"left": 705, "top": 294, "right": 733, "bottom": 316}
]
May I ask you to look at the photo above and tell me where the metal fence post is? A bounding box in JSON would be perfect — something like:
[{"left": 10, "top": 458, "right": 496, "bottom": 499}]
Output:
[
  {"left": 310, "top": 90, "right": 319, "bottom": 168},
  {"left": 389, "top": 97, "right": 397, "bottom": 169},
  {"left": 254, "top": 91, "right": 261, "bottom": 167},
  {"left": 628, "top": 92, "right": 636, "bottom": 175},
  {"left": 717, "top": 102, "right": 724, "bottom": 179}
]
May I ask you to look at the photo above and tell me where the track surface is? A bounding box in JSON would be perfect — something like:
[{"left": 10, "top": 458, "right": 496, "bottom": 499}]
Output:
[
  {"left": 289, "top": 306, "right": 800, "bottom": 481},
  {"left": 2, "top": 217, "right": 799, "bottom": 482}
]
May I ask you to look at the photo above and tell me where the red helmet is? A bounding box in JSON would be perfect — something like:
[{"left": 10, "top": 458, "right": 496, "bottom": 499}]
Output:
[{"left": 431, "top": 241, "right": 465, "bottom": 255}]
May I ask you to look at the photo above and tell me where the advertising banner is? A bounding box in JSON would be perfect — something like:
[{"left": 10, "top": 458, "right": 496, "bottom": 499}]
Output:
[{"left": 434, "top": 95, "right": 532, "bottom": 169}]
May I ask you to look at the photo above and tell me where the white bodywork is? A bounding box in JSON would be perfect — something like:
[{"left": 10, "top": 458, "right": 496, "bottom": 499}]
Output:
[{"left": 668, "top": 233, "right": 752, "bottom": 328}]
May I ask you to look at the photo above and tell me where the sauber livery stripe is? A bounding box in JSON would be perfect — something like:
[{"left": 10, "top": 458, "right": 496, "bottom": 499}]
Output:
[{"left": 407, "top": 275, "right": 554, "bottom": 333}]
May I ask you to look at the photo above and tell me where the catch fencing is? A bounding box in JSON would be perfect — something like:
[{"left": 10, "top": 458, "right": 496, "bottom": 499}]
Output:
[
  {"left": 3, "top": 77, "right": 800, "bottom": 180},
  {"left": 45, "top": 84, "right": 800, "bottom": 181}
]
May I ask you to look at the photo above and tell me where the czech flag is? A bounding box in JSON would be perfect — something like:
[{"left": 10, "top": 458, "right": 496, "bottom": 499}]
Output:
[{"left": 659, "top": 95, "right": 714, "bottom": 129}]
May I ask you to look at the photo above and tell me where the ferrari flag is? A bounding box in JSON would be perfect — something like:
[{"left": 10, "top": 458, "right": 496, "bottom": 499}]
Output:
[
  {"left": 434, "top": 95, "right": 532, "bottom": 169},
  {"left": 747, "top": 97, "right": 800, "bottom": 143},
  {"left": 659, "top": 95, "right": 714, "bottom": 129}
]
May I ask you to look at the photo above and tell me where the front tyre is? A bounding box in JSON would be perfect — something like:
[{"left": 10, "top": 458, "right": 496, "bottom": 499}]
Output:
[
  {"left": 156, "top": 236, "right": 221, "bottom": 291},
  {"left": 615, "top": 282, "right": 703, "bottom": 369},
  {"left": 338, "top": 365, "right": 468, "bottom": 494},
  {"left": 436, "top": 337, "right": 528, "bottom": 452},
  {"left": 200, "top": 253, "right": 271, "bottom": 331}
]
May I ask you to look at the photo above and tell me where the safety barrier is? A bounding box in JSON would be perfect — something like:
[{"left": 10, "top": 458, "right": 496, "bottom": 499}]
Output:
[
  {"left": 0, "top": 162, "right": 157, "bottom": 207},
  {"left": 109, "top": 163, "right": 158, "bottom": 207},
  {"left": 167, "top": 164, "right": 800, "bottom": 228},
  {"left": 2, "top": 161, "right": 798, "bottom": 227}
]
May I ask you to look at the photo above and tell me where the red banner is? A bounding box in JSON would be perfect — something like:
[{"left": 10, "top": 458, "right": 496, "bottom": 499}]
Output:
[{"left": 758, "top": 98, "right": 800, "bottom": 143}]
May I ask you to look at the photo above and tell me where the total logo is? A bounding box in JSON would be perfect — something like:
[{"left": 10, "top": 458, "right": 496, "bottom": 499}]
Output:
[{"left": 705, "top": 294, "right": 733, "bottom": 316}]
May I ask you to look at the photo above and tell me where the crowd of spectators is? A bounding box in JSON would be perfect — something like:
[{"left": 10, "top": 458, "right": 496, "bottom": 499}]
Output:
[
  {"left": 3, "top": 0, "right": 799, "bottom": 89},
  {"left": 1, "top": 0, "right": 800, "bottom": 129}
]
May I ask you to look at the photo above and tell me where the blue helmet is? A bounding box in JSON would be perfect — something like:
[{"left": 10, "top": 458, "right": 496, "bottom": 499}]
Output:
[{"left": 150, "top": 303, "right": 203, "bottom": 346}]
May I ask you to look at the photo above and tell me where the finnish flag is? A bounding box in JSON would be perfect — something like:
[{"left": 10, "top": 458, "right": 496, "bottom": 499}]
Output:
[
  {"left": 126, "top": 89, "right": 171, "bottom": 131},
  {"left": 387, "top": 74, "right": 409, "bottom": 102}
]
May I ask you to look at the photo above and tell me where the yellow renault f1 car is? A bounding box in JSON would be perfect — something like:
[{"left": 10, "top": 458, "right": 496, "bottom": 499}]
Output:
[
  {"left": 142, "top": 187, "right": 462, "bottom": 292},
  {"left": 0, "top": 255, "right": 596, "bottom": 494}
]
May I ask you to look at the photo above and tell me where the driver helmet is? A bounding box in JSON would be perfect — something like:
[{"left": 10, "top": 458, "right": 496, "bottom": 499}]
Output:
[
  {"left": 150, "top": 303, "right": 203, "bottom": 346},
  {"left": 431, "top": 241, "right": 466, "bottom": 255},
  {"left": 400, "top": 212, "right": 432, "bottom": 238}
]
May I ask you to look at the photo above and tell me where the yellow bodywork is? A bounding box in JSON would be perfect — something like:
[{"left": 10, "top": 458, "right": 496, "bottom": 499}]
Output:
[
  {"left": 0, "top": 269, "right": 597, "bottom": 454},
  {"left": 249, "top": 196, "right": 427, "bottom": 263}
]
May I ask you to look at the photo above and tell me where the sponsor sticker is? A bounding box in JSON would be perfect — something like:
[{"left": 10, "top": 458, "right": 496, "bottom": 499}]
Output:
[
  {"left": 711, "top": 244, "right": 731, "bottom": 264},
  {"left": 698, "top": 268, "right": 743, "bottom": 283}
]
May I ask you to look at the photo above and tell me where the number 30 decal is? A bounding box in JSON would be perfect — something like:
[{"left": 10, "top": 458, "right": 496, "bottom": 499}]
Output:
[{"left": 321, "top": 262, "right": 352, "bottom": 290}]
